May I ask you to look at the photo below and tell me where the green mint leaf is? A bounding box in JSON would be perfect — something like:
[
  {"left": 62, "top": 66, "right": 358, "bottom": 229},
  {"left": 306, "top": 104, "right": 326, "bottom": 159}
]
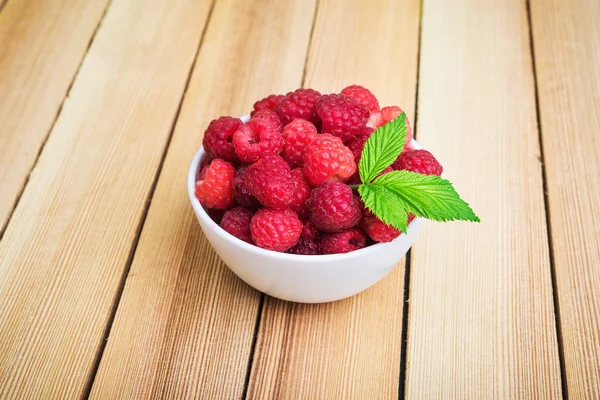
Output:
[
  {"left": 358, "top": 183, "right": 409, "bottom": 233},
  {"left": 358, "top": 113, "right": 407, "bottom": 184},
  {"left": 372, "top": 170, "right": 480, "bottom": 223}
]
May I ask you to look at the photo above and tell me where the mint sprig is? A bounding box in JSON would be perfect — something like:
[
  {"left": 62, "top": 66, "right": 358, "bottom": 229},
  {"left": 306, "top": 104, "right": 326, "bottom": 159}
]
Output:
[
  {"left": 359, "top": 113, "right": 407, "bottom": 184},
  {"left": 356, "top": 113, "right": 480, "bottom": 232}
]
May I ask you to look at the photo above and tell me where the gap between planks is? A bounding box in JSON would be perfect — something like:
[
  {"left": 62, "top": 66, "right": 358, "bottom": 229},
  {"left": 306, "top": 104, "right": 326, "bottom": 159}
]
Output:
[
  {"left": 0, "top": 0, "right": 8, "bottom": 16},
  {"left": 525, "top": 0, "right": 569, "bottom": 398},
  {"left": 398, "top": 0, "right": 425, "bottom": 396},
  {"left": 80, "top": 0, "right": 218, "bottom": 396}
]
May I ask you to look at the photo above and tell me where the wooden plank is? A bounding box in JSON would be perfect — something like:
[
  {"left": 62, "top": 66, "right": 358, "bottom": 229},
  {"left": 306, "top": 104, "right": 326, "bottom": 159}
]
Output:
[
  {"left": 247, "top": 0, "right": 421, "bottom": 397},
  {"left": 0, "top": 0, "right": 110, "bottom": 234},
  {"left": 404, "top": 0, "right": 562, "bottom": 398},
  {"left": 0, "top": 0, "right": 213, "bottom": 397},
  {"left": 88, "top": 0, "right": 316, "bottom": 398},
  {"left": 530, "top": 0, "right": 600, "bottom": 397}
]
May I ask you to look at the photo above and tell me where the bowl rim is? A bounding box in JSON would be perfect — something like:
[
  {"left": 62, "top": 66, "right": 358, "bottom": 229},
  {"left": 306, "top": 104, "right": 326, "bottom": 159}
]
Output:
[{"left": 187, "top": 116, "right": 424, "bottom": 262}]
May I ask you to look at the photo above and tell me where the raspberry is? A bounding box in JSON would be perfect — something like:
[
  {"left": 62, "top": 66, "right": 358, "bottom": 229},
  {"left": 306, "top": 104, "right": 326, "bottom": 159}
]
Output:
[
  {"left": 195, "top": 159, "right": 236, "bottom": 209},
  {"left": 276, "top": 88, "right": 322, "bottom": 125},
  {"left": 289, "top": 168, "right": 311, "bottom": 219},
  {"left": 392, "top": 149, "right": 443, "bottom": 176},
  {"left": 281, "top": 119, "right": 318, "bottom": 168},
  {"left": 367, "top": 111, "right": 383, "bottom": 129},
  {"left": 307, "top": 181, "right": 362, "bottom": 232},
  {"left": 345, "top": 126, "right": 375, "bottom": 160},
  {"left": 220, "top": 206, "right": 254, "bottom": 243},
  {"left": 321, "top": 228, "right": 367, "bottom": 254},
  {"left": 202, "top": 116, "right": 242, "bottom": 161},
  {"left": 316, "top": 94, "right": 369, "bottom": 142},
  {"left": 345, "top": 127, "right": 391, "bottom": 184},
  {"left": 251, "top": 109, "right": 282, "bottom": 130},
  {"left": 251, "top": 208, "right": 302, "bottom": 252},
  {"left": 288, "top": 220, "right": 321, "bottom": 255},
  {"left": 341, "top": 85, "right": 380, "bottom": 112},
  {"left": 366, "top": 106, "right": 413, "bottom": 149},
  {"left": 232, "top": 166, "right": 261, "bottom": 210},
  {"left": 381, "top": 106, "right": 402, "bottom": 123},
  {"left": 251, "top": 94, "right": 284, "bottom": 115},
  {"left": 232, "top": 118, "right": 283, "bottom": 163},
  {"left": 360, "top": 208, "right": 401, "bottom": 243},
  {"left": 346, "top": 135, "right": 367, "bottom": 160},
  {"left": 245, "top": 156, "right": 294, "bottom": 209},
  {"left": 358, "top": 125, "right": 376, "bottom": 140},
  {"left": 383, "top": 106, "right": 413, "bottom": 147},
  {"left": 303, "top": 134, "right": 356, "bottom": 186}
]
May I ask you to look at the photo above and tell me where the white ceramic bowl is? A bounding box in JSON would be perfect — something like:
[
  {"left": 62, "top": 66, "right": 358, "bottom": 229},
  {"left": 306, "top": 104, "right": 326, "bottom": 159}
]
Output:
[{"left": 187, "top": 116, "right": 425, "bottom": 303}]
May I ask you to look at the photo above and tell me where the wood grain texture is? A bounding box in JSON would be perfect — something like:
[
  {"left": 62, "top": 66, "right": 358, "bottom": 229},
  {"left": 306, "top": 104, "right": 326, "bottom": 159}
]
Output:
[
  {"left": 0, "top": 0, "right": 109, "bottom": 234},
  {"left": 531, "top": 0, "right": 600, "bottom": 397},
  {"left": 0, "top": 0, "right": 212, "bottom": 397},
  {"left": 89, "top": 0, "right": 316, "bottom": 398},
  {"left": 404, "top": 0, "right": 562, "bottom": 398},
  {"left": 247, "top": 0, "right": 421, "bottom": 398}
]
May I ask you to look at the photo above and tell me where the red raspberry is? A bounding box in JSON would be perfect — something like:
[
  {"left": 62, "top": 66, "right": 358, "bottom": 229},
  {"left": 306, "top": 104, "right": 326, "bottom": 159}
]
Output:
[
  {"left": 220, "top": 206, "right": 254, "bottom": 243},
  {"left": 202, "top": 116, "right": 242, "bottom": 161},
  {"left": 392, "top": 149, "right": 443, "bottom": 176},
  {"left": 282, "top": 119, "right": 318, "bottom": 168},
  {"left": 307, "top": 181, "right": 362, "bottom": 232},
  {"left": 404, "top": 120, "right": 413, "bottom": 147},
  {"left": 288, "top": 220, "right": 321, "bottom": 255},
  {"left": 276, "top": 88, "right": 322, "bottom": 125},
  {"left": 252, "top": 94, "right": 284, "bottom": 115},
  {"left": 358, "top": 125, "right": 376, "bottom": 140},
  {"left": 360, "top": 211, "right": 415, "bottom": 243},
  {"left": 195, "top": 159, "right": 236, "bottom": 209},
  {"left": 316, "top": 94, "right": 369, "bottom": 142},
  {"left": 341, "top": 85, "right": 380, "bottom": 112},
  {"left": 383, "top": 106, "right": 413, "bottom": 147},
  {"left": 366, "top": 106, "right": 413, "bottom": 149},
  {"left": 367, "top": 111, "right": 383, "bottom": 129},
  {"left": 303, "top": 134, "right": 356, "bottom": 186},
  {"left": 360, "top": 208, "right": 401, "bottom": 243},
  {"left": 232, "top": 119, "right": 283, "bottom": 163},
  {"left": 381, "top": 106, "right": 402, "bottom": 123},
  {"left": 346, "top": 134, "right": 367, "bottom": 160},
  {"left": 251, "top": 208, "right": 302, "bottom": 252},
  {"left": 289, "top": 168, "right": 311, "bottom": 219},
  {"left": 321, "top": 228, "right": 367, "bottom": 254},
  {"left": 337, "top": 125, "right": 377, "bottom": 184},
  {"left": 251, "top": 109, "right": 282, "bottom": 130},
  {"left": 232, "top": 166, "right": 261, "bottom": 211},
  {"left": 245, "top": 156, "right": 294, "bottom": 209}
]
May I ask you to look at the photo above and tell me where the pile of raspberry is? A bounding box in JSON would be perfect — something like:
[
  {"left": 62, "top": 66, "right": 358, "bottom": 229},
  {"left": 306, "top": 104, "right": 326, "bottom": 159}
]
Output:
[{"left": 195, "top": 85, "right": 443, "bottom": 255}]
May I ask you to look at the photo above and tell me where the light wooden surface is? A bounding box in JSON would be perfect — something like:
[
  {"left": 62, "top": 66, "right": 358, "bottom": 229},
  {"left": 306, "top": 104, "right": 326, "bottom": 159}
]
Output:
[
  {"left": 247, "top": 0, "right": 420, "bottom": 398},
  {"left": 0, "top": 0, "right": 109, "bottom": 234},
  {"left": 531, "top": 0, "right": 600, "bottom": 397},
  {"left": 0, "top": 0, "right": 598, "bottom": 397},
  {"left": 404, "top": 0, "right": 562, "bottom": 398},
  {"left": 0, "top": 0, "right": 212, "bottom": 397}
]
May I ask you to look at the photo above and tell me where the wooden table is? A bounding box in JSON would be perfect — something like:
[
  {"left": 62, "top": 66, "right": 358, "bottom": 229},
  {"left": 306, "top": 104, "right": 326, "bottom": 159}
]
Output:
[{"left": 0, "top": 0, "right": 598, "bottom": 398}]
